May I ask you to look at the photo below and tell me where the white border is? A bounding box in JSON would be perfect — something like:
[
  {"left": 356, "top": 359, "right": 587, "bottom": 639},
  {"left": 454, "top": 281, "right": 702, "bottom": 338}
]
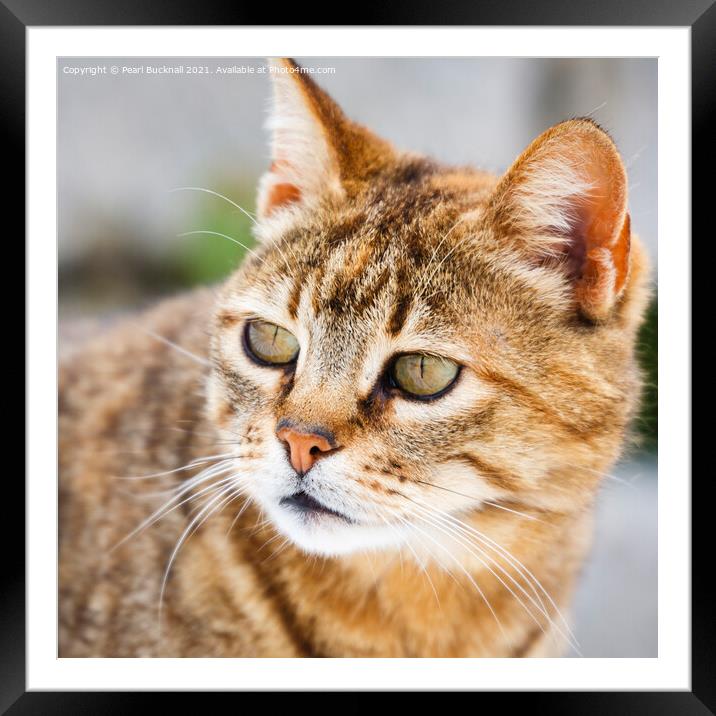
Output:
[{"left": 28, "top": 27, "right": 690, "bottom": 690}]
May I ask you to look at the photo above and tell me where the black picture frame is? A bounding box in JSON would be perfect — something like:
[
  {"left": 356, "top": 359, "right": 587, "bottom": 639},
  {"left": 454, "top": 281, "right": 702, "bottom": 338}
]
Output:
[{"left": 9, "top": 0, "right": 704, "bottom": 710}]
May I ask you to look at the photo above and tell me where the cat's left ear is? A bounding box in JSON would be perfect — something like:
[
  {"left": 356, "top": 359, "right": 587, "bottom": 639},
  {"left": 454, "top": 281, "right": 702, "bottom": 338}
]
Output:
[
  {"left": 486, "top": 119, "right": 631, "bottom": 322},
  {"left": 257, "top": 58, "right": 396, "bottom": 221}
]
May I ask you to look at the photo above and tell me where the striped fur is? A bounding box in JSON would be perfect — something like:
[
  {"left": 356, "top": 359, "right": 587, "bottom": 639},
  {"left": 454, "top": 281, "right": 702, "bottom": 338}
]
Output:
[{"left": 58, "top": 60, "right": 650, "bottom": 657}]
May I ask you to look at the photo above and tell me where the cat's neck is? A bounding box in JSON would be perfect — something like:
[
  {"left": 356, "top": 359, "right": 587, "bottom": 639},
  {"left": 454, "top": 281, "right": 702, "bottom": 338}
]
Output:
[{"left": 196, "top": 496, "right": 591, "bottom": 656}]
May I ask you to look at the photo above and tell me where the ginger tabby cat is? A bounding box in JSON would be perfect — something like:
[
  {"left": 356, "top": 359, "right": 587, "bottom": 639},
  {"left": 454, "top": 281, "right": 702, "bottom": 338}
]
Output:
[{"left": 59, "top": 59, "right": 650, "bottom": 657}]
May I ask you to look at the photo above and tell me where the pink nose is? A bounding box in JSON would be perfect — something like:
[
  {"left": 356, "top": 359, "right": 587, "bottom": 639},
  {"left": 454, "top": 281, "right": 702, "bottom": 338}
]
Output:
[{"left": 276, "top": 426, "right": 336, "bottom": 475}]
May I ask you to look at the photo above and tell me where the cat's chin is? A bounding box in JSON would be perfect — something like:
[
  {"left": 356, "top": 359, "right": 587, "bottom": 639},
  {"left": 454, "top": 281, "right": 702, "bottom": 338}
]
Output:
[{"left": 265, "top": 501, "right": 406, "bottom": 557}]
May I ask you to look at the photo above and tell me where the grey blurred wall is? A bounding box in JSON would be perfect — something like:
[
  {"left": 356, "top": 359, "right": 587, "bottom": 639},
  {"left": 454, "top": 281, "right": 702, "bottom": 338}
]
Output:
[{"left": 58, "top": 57, "right": 657, "bottom": 269}]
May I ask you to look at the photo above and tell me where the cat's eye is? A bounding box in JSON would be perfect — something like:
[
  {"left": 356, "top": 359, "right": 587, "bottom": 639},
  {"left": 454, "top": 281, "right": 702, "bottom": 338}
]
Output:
[
  {"left": 244, "top": 320, "right": 299, "bottom": 366},
  {"left": 390, "top": 353, "right": 460, "bottom": 399}
]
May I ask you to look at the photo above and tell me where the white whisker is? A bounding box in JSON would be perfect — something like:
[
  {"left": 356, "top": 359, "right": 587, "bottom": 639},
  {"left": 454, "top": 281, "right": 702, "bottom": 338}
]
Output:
[
  {"left": 261, "top": 537, "right": 291, "bottom": 564},
  {"left": 177, "top": 230, "right": 265, "bottom": 266},
  {"left": 139, "top": 327, "right": 211, "bottom": 367},
  {"left": 407, "top": 501, "right": 575, "bottom": 651},
  {"left": 115, "top": 452, "right": 235, "bottom": 481},
  {"left": 413, "top": 478, "right": 543, "bottom": 523},
  {"left": 170, "top": 186, "right": 258, "bottom": 225},
  {"left": 561, "top": 460, "right": 640, "bottom": 489},
  {"left": 389, "top": 515, "right": 442, "bottom": 609},
  {"left": 399, "top": 512, "right": 508, "bottom": 642},
  {"left": 110, "top": 460, "right": 236, "bottom": 551},
  {"left": 406, "top": 503, "right": 552, "bottom": 643},
  {"left": 157, "top": 482, "right": 246, "bottom": 639},
  {"left": 584, "top": 100, "right": 607, "bottom": 118},
  {"left": 225, "top": 495, "right": 252, "bottom": 537},
  {"left": 482, "top": 500, "right": 543, "bottom": 522},
  {"left": 414, "top": 217, "right": 465, "bottom": 304},
  {"left": 408, "top": 498, "right": 579, "bottom": 652}
]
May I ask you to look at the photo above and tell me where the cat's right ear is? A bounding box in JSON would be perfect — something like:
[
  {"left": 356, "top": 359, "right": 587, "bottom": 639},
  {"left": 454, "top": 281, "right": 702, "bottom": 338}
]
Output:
[
  {"left": 484, "top": 119, "right": 632, "bottom": 322},
  {"left": 256, "top": 58, "right": 395, "bottom": 222}
]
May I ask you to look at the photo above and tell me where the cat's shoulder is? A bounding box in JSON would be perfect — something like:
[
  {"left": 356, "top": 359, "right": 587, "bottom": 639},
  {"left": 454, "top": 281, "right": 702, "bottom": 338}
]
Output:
[
  {"left": 59, "top": 286, "right": 217, "bottom": 418},
  {"left": 60, "top": 287, "right": 215, "bottom": 363}
]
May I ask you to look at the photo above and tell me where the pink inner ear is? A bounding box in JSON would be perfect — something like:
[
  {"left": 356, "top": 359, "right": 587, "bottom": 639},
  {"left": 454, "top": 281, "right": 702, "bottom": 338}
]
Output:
[
  {"left": 261, "top": 160, "right": 302, "bottom": 216},
  {"left": 561, "top": 180, "right": 631, "bottom": 320},
  {"left": 549, "top": 144, "right": 631, "bottom": 320},
  {"left": 495, "top": 120, "right": 633, "bottom": 320},
  {"left": 265, "top": 180, "right": 302, "bottom": 214},
  {"left": 575, "top": 213, "right": 631, "bottom": 319}
]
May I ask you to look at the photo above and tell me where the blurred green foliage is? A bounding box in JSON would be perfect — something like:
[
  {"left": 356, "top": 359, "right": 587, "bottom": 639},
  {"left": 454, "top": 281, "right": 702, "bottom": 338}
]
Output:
[
  {"left": 636, "top": 297, "right": 658, "bottom": 453},
  {"left": 172, "top": 184, "right": 257, "bottom": 286}
]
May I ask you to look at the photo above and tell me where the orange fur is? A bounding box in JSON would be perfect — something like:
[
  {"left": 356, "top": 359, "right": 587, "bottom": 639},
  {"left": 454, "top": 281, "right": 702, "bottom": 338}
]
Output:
[{"left": 59, "top": 60, "right": 651, "bottom": 657}]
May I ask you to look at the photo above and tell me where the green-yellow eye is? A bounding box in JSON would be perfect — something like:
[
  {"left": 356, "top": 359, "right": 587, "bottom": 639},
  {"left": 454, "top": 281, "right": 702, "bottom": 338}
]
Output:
[
  {"left": 391, "top": 353, "right": 459, "bottom": 398},
  {"left": 244, "top": 320, "right": 299, "bottom": 366}
]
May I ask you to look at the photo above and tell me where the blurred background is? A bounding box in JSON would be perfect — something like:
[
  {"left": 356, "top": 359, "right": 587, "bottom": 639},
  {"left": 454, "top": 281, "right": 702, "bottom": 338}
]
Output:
[{"left": 58, "top": 57, "right": 658, "bottom": 657}]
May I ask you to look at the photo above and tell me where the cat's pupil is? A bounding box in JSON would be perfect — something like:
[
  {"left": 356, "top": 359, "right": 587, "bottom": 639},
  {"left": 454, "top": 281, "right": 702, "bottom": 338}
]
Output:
[
  {"left": 391, "top": 353, "right": 460, "bottom": 399},
  {"left": 245, "top": 320, "right": 299, "bottom": 366}
]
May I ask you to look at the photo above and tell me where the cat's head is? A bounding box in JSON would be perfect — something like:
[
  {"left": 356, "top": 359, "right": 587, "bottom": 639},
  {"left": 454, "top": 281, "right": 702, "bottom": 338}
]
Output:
[{"left": 207, "top": 59, "right": 650, "bottom": 556}]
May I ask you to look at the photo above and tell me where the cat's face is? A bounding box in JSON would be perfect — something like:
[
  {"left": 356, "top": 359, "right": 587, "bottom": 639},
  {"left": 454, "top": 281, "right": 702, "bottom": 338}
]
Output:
[{"left": 206, "top": 60, "right": 648, "bottom": 556}]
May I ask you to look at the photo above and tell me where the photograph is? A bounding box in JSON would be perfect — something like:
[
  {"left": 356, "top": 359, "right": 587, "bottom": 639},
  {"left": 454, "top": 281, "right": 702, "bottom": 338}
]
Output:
[{"left": 57, "top": 56, "right": 657, "bottom": 659}]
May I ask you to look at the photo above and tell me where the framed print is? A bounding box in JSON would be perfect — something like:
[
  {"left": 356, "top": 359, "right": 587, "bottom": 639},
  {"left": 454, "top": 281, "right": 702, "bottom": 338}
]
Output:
[{"left": 10, "top": 0, "right": 706, "bottom": 710}]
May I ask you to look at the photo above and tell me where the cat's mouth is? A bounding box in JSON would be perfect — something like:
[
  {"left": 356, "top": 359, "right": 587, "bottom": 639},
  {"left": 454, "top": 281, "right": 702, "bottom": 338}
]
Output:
[{"left": 279, "top": 490, "right": 354, "bottom": 523}]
